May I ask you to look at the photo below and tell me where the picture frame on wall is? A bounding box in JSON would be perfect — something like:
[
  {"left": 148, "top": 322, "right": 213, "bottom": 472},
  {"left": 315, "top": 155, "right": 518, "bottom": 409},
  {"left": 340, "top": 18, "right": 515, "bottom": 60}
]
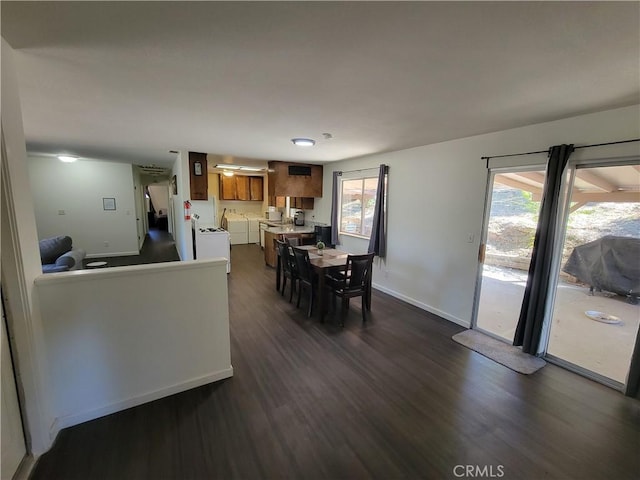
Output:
[{"left": 103, "top": 197, "right": 116, "bottom": 211}]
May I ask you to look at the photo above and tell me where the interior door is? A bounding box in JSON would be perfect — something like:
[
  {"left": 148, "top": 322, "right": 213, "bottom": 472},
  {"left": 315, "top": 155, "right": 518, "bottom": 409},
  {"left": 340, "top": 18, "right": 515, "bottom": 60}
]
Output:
[
  {"left": 473, "top": 168, "right": 545, "bottom": 341},
  {"left": 1, "top": 297, "right": 26, "bottom": 480}
]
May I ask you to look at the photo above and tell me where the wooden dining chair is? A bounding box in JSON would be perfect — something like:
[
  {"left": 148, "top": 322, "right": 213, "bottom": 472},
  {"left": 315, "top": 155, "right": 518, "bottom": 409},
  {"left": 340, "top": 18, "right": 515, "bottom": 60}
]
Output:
[
  {"left": 276, "top": 240, "right": 298, "bottom": 302},
  {"left": 292, "top": 247, "right": 316, "bottom": 317},
  {"left": 284, "top": 237, "right": 301, "bottom": 247},
  {"left": 326, "top": 253, "right": 375, "bottom": 326}
]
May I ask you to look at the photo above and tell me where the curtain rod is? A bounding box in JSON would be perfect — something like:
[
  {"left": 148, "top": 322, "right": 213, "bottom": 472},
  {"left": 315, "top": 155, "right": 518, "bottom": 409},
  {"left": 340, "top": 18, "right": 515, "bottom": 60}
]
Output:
[
  {"left": 336, "top": 167, "right": 381, "bottom": 175},
  {"left": 481, "top": 138, "right": 640, "bottom": 161}
]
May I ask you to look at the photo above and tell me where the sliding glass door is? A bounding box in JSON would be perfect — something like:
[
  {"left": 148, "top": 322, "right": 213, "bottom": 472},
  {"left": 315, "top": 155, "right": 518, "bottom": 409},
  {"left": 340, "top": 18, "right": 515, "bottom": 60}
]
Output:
[
  {"left": 474, "top": 168, "right": 545, "bottom": 341},
  {"left": 545, "top": 162, "right": 640, "bottom": 386}
]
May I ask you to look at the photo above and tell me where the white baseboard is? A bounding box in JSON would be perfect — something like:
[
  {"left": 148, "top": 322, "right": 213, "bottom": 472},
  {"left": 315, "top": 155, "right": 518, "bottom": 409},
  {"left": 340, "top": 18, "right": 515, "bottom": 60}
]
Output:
[
  {"left": 372, "top": 283, "right": 470, "bottom": 328},
  {"left": 50, "top": 367, "right": 234, "bottom": 438},
  {"left": 86, "top": 251, "right": 139, "bottom": 258}
]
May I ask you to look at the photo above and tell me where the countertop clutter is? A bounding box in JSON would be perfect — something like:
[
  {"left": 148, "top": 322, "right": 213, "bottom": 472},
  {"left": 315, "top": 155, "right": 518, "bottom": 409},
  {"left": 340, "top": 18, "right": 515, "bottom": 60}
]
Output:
[{"left": 259, "top": 219, "right": 327, "bottom": 234}]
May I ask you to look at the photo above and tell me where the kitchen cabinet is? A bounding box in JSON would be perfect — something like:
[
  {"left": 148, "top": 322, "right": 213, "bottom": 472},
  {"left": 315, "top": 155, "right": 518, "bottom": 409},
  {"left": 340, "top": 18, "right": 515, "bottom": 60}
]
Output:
[
  {"left": 268, "top": 196, "right": 286, "bottom": 208},
  {"left": 189, "top": 152, "right": 208, "bottom": 200},
  {"left": 250, "top": 177, "right": 263, "bottom": 201},
  {"left": 268, "top": 161, "right": 323, "bottom": 198},
  {"left": 264, "top": 231, "right": 279, "bottom": 267},
  {"left": 264, "top": 231, "right": 316, "bottom": 267},
  {"left": 267, "top": 196, "right": 314, "bottom": 209},
  {"left": 220, "top": 175, "right": 264, "bottom": 201},
  {"left": 291, "top": 197, "right": 314, "bottom": 209},
  {"left": 236, "top": 176, "right": 250, "bottom": 200},
  {"left": 220, "top": 175, "right": 237, "bottom": 200}
]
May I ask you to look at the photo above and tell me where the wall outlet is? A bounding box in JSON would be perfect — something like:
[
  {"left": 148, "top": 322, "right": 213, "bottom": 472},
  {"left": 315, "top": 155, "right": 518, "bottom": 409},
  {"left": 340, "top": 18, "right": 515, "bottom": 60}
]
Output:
[{"left": 103, "top": 241, "right": 109, "bottom": 247}]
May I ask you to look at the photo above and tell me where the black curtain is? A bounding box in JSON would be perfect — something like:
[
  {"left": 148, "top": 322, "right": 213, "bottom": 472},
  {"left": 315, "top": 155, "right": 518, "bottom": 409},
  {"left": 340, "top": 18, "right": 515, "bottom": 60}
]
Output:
[
  {"left": 367, "top": 164, "right": 388, "bottom": 257},
  {"left": 625, "top": 331, "right": 640, "bottom": 397},
  {"left": 513, "top": 145, "right": 573, "bottom": 354},
  {"left": 330, "top": 171, "right": 342, "bottom": 246}
]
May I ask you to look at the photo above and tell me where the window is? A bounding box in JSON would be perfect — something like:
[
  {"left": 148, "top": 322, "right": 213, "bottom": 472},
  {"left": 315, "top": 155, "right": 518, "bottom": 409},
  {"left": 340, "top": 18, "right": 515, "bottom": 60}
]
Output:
[{"left": 339, "top": 177, "right": 380, "bottom": 238}]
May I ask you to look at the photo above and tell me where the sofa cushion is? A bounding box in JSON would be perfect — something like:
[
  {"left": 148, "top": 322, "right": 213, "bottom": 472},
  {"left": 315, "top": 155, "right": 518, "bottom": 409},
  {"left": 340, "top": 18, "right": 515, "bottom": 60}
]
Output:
[
  {"left": 39, "top": 236, "right": 73, "bottom": 264},
  {"left": 42, "top": 264, "right": 70, "bottom": 273},
  {"left": 56, "top": 248, "right": 86, "bottom": 270}
]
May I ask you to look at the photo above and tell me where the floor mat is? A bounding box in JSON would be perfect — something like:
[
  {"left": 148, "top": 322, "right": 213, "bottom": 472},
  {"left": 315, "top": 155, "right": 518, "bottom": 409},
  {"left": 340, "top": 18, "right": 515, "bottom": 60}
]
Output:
[{"left": 452, "top": 329, "right": 546, "bottom": 374}]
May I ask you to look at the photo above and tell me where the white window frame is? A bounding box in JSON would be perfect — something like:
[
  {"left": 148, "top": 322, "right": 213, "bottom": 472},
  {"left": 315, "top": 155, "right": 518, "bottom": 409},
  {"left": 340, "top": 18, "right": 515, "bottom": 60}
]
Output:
[{"left": 338, "top": 174, "right": 380, "bottom": 239}]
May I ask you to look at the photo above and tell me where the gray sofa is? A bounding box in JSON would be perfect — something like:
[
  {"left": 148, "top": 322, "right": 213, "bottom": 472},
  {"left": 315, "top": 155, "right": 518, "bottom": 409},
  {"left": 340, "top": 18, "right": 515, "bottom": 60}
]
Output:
[{"left": 39, "top": 236, "right": 86, "bottom": 273}]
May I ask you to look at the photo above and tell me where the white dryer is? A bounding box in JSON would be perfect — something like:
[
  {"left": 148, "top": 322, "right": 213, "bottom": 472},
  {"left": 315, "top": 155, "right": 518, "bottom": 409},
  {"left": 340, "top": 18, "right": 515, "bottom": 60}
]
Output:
[{"left": 226, "top": 214, "right": 249, "bottom": 245}]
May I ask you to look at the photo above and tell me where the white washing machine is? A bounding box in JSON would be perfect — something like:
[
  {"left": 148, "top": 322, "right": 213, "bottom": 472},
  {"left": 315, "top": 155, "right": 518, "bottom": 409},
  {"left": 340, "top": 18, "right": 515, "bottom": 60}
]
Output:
[
  {"left": 226, "top": 214, "right": 249, "bottom": 245},
  {"left": 194, "top": 226, "right": 231, "bottom": 273}
]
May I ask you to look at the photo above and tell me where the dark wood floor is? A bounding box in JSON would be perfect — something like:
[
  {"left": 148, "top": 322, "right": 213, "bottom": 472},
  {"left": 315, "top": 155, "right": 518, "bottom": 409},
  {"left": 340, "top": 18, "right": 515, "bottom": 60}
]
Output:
[
  {"left": 82, "top": 228, "right": 180, "bottom": 268},
  {"left": 33, "top": 244, "right": 639, "bottom": 480}
]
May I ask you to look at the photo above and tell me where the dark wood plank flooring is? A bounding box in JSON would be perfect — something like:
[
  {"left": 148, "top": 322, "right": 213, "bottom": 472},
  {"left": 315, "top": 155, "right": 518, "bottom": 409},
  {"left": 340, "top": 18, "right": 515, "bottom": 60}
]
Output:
[
  {"left": 33, "top": 244, "right": 639, "bottom": 480},
  {"left": 82, "top": 228, "right": 180, "bottom": 268}
]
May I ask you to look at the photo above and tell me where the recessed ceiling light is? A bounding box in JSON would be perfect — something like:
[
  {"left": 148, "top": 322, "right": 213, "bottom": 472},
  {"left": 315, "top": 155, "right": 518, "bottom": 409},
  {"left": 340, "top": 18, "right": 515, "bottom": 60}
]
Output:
[
  {"left": 222, "top": 171, "right": 235, "bottom": 177},
  {"left": 58, "top": 155, "right": 78, "bottom": 163},
  {"left": 291, "top": 138, "right": 315, "bottom": 147}
]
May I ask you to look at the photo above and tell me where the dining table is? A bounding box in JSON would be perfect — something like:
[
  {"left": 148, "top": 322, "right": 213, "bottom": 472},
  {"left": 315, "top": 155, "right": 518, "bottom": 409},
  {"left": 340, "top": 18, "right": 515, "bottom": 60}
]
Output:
[{"left": 296, "top": 245, "right": 351, "bottom": 321}]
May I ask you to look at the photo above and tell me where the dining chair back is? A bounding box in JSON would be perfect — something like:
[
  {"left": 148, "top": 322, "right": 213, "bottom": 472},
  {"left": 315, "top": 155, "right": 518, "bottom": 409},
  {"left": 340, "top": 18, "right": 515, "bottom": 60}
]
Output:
[
  {"left": 276, "top": 239, "right": 297, "bottom": 302},
  {"left": 327, "top": 253, "right": 375, "bottom": 325},
  {"left": 292, "top": 247, "right": 316, "bottom": 317}
]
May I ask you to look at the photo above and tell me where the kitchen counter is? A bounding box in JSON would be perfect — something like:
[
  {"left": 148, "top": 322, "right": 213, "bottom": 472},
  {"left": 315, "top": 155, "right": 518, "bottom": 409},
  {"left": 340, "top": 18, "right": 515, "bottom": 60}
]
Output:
[
  {"left": 262, "top": 225, "right": 325, "bottom": 267},
  {"left": 259, "top": 219, "right": 328, "bottom": 232},
  {"left": 264, "top": 225, "right": 316, "bottom": 234}
]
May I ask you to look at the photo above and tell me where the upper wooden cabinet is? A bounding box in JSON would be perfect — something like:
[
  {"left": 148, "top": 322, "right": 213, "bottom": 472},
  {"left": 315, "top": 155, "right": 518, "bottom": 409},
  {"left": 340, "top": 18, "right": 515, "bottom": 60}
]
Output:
[
  {"left": 250, "top": 177, "right": 263, "bottom": 201},
  {"left": 267, "top": 196, "right": 314, "bottom": 209},
  {"left": 220, "top": 175, "right": 237, "bottom": 200},
  {"left": 268, "top": 161, "right": 322, "bottom": 198},
  {"left": 219, "top": 175, "right": 264, "bottom": 201},
  {"left": 235, "top": 176, "right": 250, "bottom": 201},
  {"left": 189, "top": 152, "right": 208, "bottom": 200}
]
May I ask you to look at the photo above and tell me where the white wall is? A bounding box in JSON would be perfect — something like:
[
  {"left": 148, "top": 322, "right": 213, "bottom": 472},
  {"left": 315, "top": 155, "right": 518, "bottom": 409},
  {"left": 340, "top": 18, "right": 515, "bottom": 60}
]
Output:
[
  {"left": 314, "top": 105, "right": 640, "bottom": 327},
  {"left": 172, "top": 151, "right": 193, "bottom": 260},
  {"left": 34, "top": 259, "right": 232, "bottom": 433},
  {"left": 1, "top": 37, "right": 53, "bottom": 455},
  {"left": 28, "top": 156, "right": 139, "bottom": 257}
]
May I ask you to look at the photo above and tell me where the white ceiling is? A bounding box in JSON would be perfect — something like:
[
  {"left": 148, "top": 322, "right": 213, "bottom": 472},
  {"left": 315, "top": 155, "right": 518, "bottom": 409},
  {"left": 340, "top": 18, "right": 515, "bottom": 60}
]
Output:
[{"left": 2, "top": 1, "right": 639, "bottom": 168}]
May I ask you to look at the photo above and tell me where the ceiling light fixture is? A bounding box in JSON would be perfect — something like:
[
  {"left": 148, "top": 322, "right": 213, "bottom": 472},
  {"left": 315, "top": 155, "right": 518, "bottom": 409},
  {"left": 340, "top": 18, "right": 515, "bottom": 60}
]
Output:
[
  {"left": 214, "top": 164, "right": 266, "bottom": 172},
  {"left": 222, "top": 170, "right": 235, "bottom": 177},
  {"left": 58, "top": 155, "right": 78, "bottom": 163},
  {"left": 291, "top": 138, "right": 316, "bottom": 147}
]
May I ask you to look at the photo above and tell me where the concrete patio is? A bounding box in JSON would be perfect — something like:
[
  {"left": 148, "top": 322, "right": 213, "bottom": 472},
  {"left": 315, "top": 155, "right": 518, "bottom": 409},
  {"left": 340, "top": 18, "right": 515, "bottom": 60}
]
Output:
[{"left": 476, "top": 265, "right": 639, "bottom": 384}]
